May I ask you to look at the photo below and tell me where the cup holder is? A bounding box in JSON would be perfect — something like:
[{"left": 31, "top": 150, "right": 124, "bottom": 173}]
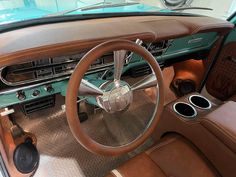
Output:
[
  {"left": 189, "top": 95, "right": 211, "bottom": 110},
  {"left": 173, "top": 102, "right": 197, "bottom": 119}
]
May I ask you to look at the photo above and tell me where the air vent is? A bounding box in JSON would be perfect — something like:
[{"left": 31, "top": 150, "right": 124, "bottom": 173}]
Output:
[
  {"left": 130, "top": 64, "right": 152, "bottom": 77},
  {"left": 1, "top": 62, "right": 36, "bottom": 84},
  {"left": 1, "top": 52, "right": 115, "bottom": 86},
  {"left": 36, "top": 68, "right": 53, "bottom": 78},
  {"left": 147, "top": 40, "right": 172, "bottom": 57},
  {"left": 90, "top": 58, "right": 103, "bottom": 68},
  {"left": 35, "top": 59, "right": 51, "bottom": 66},
  {"left": 21, "top": 95, "right": 55, "bottom": 115},
  {"left": 54, "top": 63, "right": 76, "bottom": 74}
]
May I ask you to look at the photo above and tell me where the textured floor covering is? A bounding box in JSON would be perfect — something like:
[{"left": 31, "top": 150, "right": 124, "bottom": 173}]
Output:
[
  {"left": 12, "top": 67, "right": 176, "bottom": 177},
  {"left": 13, "top": 91, "right": 155, "bottom": 177}
]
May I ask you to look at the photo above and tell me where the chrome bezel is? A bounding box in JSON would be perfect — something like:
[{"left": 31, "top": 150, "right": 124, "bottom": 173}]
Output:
[
  {"left": 0, "top": 39, "right": 173, "bottom": 87},
  {"left": 189, "top": 95, "right": 212, "bottom": 110},
  {"left": 173, "top": 102, "right": 197, "bottom": 119},
  {"left": 0, "top": 62, "right": 114, "bottom": 87}
]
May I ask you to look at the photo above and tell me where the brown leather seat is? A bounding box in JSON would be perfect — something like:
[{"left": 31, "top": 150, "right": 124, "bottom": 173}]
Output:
[
  {"left": 106, "top": 135, "right": 218, "bottom": 177},
  {"left": 229, "top": 95, "right": 236, "bottom": 102},
  {"left": 201, "top": 101, "right": 236, "bottom": 153}
]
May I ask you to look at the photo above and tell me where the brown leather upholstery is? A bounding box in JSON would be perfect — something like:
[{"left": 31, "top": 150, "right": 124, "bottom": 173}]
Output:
[
  {"left": 0, "top": 16, "right": 233, "bottom": 67},
  {"left": 106, "top": 135, "right": 218, "bottom": 177},
  {"left": 201, "top": 101, "right": 236, "bottom": 153},
  {"left": 171, "top": 59, "right": 205, "bottom": 96},
  {"left": 0, "top": 16, "right": 233, "bottom": 55},
  {"left": 107, "top": 153, "right": 166, "bottom": 177},
  {"left": 206, "top": 42, "right": 236, "bottom": 101},
  {"left": 229, "top": 95, "right": 236, "bottom": 102},
  {"left": 172, "top": 59, "right": 205, "bottom": 88}
]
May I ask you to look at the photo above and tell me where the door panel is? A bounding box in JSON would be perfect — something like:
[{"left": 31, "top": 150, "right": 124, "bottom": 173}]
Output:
[{"left": 206, "top": 42, "right": 236, "bottom": 100}]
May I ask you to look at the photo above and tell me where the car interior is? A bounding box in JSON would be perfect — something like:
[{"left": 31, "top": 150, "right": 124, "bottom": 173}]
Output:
[{"left": 0, "top": 1, "right": 236, "bottom": 177}]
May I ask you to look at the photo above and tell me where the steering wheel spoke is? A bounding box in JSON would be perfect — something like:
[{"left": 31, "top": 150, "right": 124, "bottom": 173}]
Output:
[
  {"left": 131, "top": 74, "right": 157, "bottom": 91},
  {"left": 79, "top": 79, "right": 103, "bottom": 96},
  {"left": 66, "top": 39, "right": 164, "bottom": 156},
  {"left": 113, "top": 50, "right": 127, "bottom": 82}
]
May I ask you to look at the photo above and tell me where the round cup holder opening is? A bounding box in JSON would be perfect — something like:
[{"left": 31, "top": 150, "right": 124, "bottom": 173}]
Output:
[
  {"left": 173, "top": 102, "right": 197, "bottom": 119},
  {"left": 189, "top": 95, "right": 211, "bottom": 110}
]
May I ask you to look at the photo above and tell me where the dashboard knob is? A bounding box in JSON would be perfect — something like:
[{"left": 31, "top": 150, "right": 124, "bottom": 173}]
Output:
[
  {"left": 44, "top": 85, "right": 54, "bottom": 93},
  {"left": 32, "top": 90, "right": 40, "bottom": 97},
  {"left": 16, "top": 90, "right": 26, "bottom": 101}
]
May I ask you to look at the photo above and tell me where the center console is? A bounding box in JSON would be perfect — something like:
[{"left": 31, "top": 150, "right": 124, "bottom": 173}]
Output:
[
  {"left": 166, "top": 93, "right": 216, "bottom": 122},
  {"left": 154, "top": 93, "right": 236, "bottom": 177},
  {"left": 201, "top": 101, "right": 236, "bottom": 153}
]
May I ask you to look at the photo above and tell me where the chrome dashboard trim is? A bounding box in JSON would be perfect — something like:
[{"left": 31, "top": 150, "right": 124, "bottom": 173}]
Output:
[
  {"left": 0, "top": 66, "right": 69, "bottom": 86},
  {"left": 0, "top": 62, "right": 114, "bottom": 87},
  {"left": 0, "top": 76, "right": 69, "bottom": 96},
  {"left": 0, "top": 36, "right": 209, "bottom": 97},
  {"left": 188, "top": 37, "right": 203, "bottom": 44},
  {"left": 0, "top": 62, "right": 129, "bottom": 96},
  {"left": 0, "top": 39, "right": 173, "bottom": 87}
]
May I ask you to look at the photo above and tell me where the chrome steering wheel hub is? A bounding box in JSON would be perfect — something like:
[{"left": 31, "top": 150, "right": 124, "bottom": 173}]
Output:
[{"left": 97, "top": 80, "right": 133, "bottom": 113}]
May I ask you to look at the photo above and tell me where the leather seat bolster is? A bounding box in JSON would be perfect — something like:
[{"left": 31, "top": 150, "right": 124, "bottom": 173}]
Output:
[
  {"left": 229, "top": 95, "right": 236, "bottom": 102},
  {"left": 201, "top": 101, "right": 236, "bottom": 153},
  {"left": 106, "top": 173, "right": 116, "bottom": 177},
  {"left": 146, "top": 136, "right": 217, "bottom": 177},
  {"left": 106, "top": 135, "right": 218, "bottom": 177},
  {"left": 109, "top": 153, "right": 166, "bottom": 177}
]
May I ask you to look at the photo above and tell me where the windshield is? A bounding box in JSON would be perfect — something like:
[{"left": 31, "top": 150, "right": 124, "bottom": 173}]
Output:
[{"left": 0, "top": 0, "right": 235, "bottom": 25}]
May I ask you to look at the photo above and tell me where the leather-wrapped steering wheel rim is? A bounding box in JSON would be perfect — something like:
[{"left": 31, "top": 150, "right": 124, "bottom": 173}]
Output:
[{"left": 65, "top": 39, "right": 165, "bottom": 156}]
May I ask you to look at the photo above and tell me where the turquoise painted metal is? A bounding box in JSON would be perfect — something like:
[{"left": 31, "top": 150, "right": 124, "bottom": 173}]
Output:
[
  {"left": 0, "top": 80, "right": 67, "bottom": 108},
  {"left": 0, "top": 0, "right": 167, "bottom": 25},
  {"left": 229, "top": 15, "right": 236, "bottom": 24},
  {"left": 225, "top": 28, "right": 236, "bottom": 43},
  {"left": 161, "top": 32, "right": 218, "bottom": 61},
  {"left": 224, "top": 12, "right": 236, "bottom": 44}
]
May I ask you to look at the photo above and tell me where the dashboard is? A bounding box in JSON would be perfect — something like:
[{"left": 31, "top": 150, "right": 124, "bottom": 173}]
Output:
[
  {"left": 0, "top": 15, "right": 233, "bottom": 110},
  {"left": 0, "top": 40, "right": 174, "bottom": 86}
]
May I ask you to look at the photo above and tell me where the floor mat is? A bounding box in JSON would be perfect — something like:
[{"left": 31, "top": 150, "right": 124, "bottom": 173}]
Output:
[{"left": 13, "top": 91, "right": 155, "bottom": 177}]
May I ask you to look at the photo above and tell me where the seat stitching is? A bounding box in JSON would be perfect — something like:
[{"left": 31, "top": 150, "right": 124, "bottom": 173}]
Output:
[
  {"left": 202, "top": 119, "right": 236, "bottom": 144},
  {"left": 145, "top": 136, "right": 178, "bottom": 154},
  {"left": 144, "top": 153, "right": 168, "bottom": 177}
]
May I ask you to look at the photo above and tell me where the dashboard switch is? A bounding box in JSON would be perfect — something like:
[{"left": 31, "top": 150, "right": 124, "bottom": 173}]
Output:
[
  {"left": 44, "top": 85, "right": 54, "bottom": 93},
  {"left": 16, "top": 90, "right": 26, "bottom": 101},
  {"left": 32, "top": 90, "right": 40, "bottom": 97}
]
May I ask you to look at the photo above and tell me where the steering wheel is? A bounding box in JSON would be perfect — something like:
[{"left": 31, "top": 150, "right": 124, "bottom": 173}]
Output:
[{"left": 65, "top": 39, "right": 164, "bottom": 156}]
